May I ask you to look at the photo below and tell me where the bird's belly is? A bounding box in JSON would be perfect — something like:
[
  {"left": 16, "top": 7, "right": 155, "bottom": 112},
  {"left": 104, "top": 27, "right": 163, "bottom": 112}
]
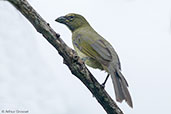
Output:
[
  {"left": 74, "top": 47, "right": 104, "bottom": 70},
  {"left": 85, "top": 58, "right": 104, "bottom": 70}
]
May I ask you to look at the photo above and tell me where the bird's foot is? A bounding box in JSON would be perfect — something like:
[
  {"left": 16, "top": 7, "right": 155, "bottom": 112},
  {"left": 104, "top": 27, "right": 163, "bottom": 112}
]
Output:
[{"left": 101, "top": 83, "right": 105, "bottom": 89}]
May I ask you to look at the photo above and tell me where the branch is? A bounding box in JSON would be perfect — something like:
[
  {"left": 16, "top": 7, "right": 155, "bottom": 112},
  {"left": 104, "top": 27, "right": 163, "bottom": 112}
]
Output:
[{"left": 6, "top": 0, "right": 123, "bottom": 114}]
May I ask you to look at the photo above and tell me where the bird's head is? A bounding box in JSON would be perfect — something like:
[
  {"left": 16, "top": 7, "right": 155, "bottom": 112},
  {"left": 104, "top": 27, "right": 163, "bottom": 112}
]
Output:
[{"left": 55, "top": 13, "right": 90, "bottom": 32}]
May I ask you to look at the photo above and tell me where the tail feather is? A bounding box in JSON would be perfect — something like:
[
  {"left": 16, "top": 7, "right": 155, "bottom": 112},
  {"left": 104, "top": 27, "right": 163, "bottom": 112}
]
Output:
[{"left": 108, "top": 65, "right": 133, "bottom": 108}]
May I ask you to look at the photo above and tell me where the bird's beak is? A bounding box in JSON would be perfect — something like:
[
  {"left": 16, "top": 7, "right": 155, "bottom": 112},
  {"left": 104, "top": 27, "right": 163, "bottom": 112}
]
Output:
[{"left": 55, "top": 16, "right": 66, "bottom": 23}]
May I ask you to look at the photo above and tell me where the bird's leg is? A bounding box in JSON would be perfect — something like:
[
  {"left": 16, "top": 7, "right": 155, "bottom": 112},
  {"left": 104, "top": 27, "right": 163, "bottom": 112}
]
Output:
[{"left": 101, "top": 74, "right": 110, "bottom": 89}]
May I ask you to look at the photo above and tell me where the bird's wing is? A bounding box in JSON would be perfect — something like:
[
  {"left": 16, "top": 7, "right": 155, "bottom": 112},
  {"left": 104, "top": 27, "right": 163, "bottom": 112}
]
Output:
[
  {"left": 73, "top": 36, "right": 112, "bottom": 62},
  {"left": 90, "top": 39, "right": 113, "bottom": 61}
]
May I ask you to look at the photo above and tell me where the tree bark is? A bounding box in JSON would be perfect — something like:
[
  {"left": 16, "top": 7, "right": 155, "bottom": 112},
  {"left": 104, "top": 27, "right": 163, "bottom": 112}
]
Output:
[{"left": 6, "top": 0, "right": 123, "bottom": 114}]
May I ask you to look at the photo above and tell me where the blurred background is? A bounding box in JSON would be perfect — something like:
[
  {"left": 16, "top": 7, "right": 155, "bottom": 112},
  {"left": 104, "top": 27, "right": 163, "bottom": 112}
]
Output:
[{"left": 0, "top": 0, "right": 171, "bottom": 114}]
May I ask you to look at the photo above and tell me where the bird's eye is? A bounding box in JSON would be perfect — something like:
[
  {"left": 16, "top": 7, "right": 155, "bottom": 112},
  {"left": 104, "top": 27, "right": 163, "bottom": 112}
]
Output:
[
  {"left": 69, "top": 16, "right": 74, "bottom": 20},
  {"left": 70, "top": 16, "right": 74, "bottom": 18}
]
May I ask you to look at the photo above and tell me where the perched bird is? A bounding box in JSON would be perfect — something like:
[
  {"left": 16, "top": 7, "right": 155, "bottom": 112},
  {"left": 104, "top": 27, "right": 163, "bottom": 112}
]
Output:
[{"left": 55, "top": 13, "right": 133, "bottom": 107}]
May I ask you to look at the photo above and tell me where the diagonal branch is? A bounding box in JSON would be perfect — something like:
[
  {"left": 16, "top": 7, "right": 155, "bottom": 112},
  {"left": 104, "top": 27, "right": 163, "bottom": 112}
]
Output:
[{"left": 6, "top": 0, "right": 123, "bottom": 114}]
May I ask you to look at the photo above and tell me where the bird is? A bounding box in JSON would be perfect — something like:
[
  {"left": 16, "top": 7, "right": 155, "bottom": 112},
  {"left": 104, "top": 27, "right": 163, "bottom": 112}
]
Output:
[{"left": 55, "top": 13, "right": 133, "bottom": 108}]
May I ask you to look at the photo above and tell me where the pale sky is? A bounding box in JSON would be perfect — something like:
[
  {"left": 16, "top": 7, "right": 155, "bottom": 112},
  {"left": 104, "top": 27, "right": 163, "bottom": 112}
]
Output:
[{"left": 0, "top": 0, "right": 171, "bottom": 114}]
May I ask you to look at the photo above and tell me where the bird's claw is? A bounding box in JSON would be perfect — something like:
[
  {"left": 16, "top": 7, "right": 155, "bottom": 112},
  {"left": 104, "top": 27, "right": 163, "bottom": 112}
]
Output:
[{"left": 101, "top": 83, "right": 105, "bottom": 89}]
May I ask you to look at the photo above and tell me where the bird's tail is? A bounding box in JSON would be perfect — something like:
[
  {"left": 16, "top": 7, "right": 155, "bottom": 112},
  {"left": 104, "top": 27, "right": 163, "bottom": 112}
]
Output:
[{"left": 108, "top": 64, "right": 133, "bottom": 108}]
